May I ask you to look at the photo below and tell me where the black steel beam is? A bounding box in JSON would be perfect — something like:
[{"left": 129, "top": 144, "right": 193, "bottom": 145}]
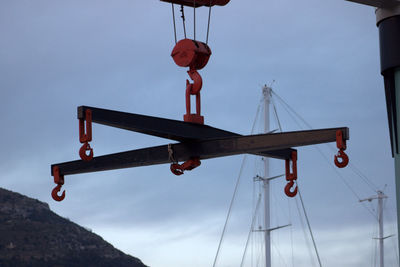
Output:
[
  {"left": 78, "top": 106, "right": 294, "bottom": 160},
  {"left": 52, "top": 127, "right": 348, "bottom": 176},
  {"left": 78, "top": 106, "right": 237, "bottom": 141}
]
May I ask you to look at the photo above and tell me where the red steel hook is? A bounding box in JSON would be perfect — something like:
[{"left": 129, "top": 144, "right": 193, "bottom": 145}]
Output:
[
  {"left": 334, "top": 149, "right": 349, "bottom": 168},
  {"left": 79, "top": 109, "right": 94, "bottom": 161},
  {"left": 79, "top": 142, "right": 93, "bottom": 162},
  {"left": 334, "top": 130, "right": 349, "bottom": 168},
  {"left": 184, "top": 69, "right": 204, "bottom": 124},
  {"left": 170, "top": 157, "right": 201, "bottom": 176},
  {"left": 51, "top": 166, "right": 65, "bottom": 202},
  {"left": 284, "top": 151, "right": 298, "bottom": 198},
  {"left": 52, "top": 184, "right": 65, "bottom": 202},
  {"left": 284, "top": 180, "right": 298, "bottom": 198}
]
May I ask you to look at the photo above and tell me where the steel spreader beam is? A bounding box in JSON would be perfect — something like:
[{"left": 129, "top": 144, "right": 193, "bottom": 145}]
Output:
[
  {"left": 78, "top": 106, "right": 294, "bottom": 160},
  {"left": 52, "top": 127, "right": 348, "bottom": 177},
  {"left": 78, "top": 106, "right": 240, "bottom": 141}
]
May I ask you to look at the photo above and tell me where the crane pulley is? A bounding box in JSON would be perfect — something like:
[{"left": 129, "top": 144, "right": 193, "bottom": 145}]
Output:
[{"left": 171, "top": 39, "right": 211, "bottom": 124}]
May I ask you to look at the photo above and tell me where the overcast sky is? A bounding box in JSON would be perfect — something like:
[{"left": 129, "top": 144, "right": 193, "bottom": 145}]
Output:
[{"left": 0, "top": 0, "right": 398, "bottom": 266}]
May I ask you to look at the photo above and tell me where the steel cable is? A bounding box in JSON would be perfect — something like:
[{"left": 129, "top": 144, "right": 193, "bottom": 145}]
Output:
[{"left": 212, "top": 100, "right": 262, "bottom": 267}]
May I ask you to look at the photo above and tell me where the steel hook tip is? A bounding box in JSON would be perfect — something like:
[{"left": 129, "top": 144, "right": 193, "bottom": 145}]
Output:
[
  {"left": 284, "top": 181, "right": 298, "bottom": 198},
  {"left": 52, "top": 184, "right": 65, "bottom": 202}
]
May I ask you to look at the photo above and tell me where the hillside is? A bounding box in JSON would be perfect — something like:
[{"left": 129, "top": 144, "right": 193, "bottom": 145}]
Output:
[{"left": 0, "top": 187, "right": 147, "bottom": 267}]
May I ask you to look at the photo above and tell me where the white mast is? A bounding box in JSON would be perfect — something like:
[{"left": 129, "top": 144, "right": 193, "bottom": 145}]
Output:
[
  {"left": 262, "top": 85, "right": 272, "bottom": 267},
  {"left": 259, "top": 85, "right": 289, "bottom": 266},
  {"left": 360, "top": 190, "right": 389, "bottom": 267}
]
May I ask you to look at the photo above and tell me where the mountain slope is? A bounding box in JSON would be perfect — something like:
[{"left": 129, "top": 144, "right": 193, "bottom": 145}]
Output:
[{"left": 0, "top": 187, "right": 147, "bottom": 267}]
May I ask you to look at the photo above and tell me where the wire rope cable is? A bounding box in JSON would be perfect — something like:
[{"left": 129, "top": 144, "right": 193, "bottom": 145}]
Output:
[
  {"left": 271, "top": 90, "right": 379, "bottom": 218},
  {"left": 272, "top": 90, "right": 379, "bottom": 192},
  {"left": 240, "top": 193, "right": 262, "bottom": 267},
  {"left": 206, "top": 3, "right": 212, "bottom": 44},
  {"left": 297, "top": 184, "right": 323, "bottom": 267},
  {"left": 171, "top": 4, "right": 177, "bottom": 44},
  {"left": 212, "top": 155, "right": 247, "bottom": 267},
  {"left": 193, "top": 0, "right": 196, "bottom": 40},
  {"left": 180, "top": 5, "right": 187, "bottom": 38},
  {"left": 295, "top": 196, "right": 317, "bottom": 267},
  {"left": 271, "top": 95, "right": 283, "bottom": 132},
  {"left": 289, "top": 198, "right": 295, "bottom": 267},
  {"left": 271, "top": 240, "right": 289, "bottom": 267},
  {"left": 212, "top": 100, "right": 263, "bottom": 267}
]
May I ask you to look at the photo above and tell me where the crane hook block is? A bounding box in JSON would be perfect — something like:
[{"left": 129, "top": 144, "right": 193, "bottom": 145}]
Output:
[
  {"left": 284, "top": 151, "right": 298, "bottom": 198},
  {"left": 161, "top": 0, "right": 230, "bottom": 8},
  {"left": 171, "top": 39, "right": 211, "bottom": 70}
]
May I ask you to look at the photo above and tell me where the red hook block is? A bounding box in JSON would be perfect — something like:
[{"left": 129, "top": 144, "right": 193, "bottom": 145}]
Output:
[
  {"left": 334, "top": 130, "right": 349, "bottom": 168},
  {"left": 51, "top": 166, "right": 65, "bottom": 202},
  {"left": 79, "top": 109, "right": 94, "bottom": 161},
  {"left": 171, "top": 39, "right": 212, "bottom": 125}
]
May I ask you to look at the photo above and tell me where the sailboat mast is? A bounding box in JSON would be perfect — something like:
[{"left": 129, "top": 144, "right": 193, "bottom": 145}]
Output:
[
  {"left": 360, "top": 190, "right": 388, "bottom": 267},
  {"left": 262, "top": 85, "right": 272, "bottom": 267},
  {"left": 378, "top": 190, "right": 385, "bottom": 267}
]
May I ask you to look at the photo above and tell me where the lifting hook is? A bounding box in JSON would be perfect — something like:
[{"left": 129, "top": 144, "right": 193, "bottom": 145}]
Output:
[
  {"left": 284, "top": 180, "right": 298, "bottom": 198},
  {"left": 51, "top": 166, "right": 65, "bottom": 202},
  {"left": 52, "top": 184, "right": 65, "bottom": 202},
  {"left": 184, "top": 69, "right": 204, "bottom": 124},
  {"left": 79, "top": 109, "right": 93, "bottom": 161},
  {"left": 170, "top": 157, "right": 201, "bottom": 175},
  {"left": 284, "top": 151, "right": 298, "bottom": 198},
  {"left": 334, "top": 130, "right": 349, "bottom": 168},
  {"left": 334, "top": 150, "right": 349, "bottom": 168},
  {"left": 79, "top": 142, "right": 93, "bottom": 162}
]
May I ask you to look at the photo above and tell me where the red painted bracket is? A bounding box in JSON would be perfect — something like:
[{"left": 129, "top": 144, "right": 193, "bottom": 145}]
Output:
[
  {"left": 285, "top": 151, "right": 298, "bottom": 197},
  {"left": 79, "top": 109, "right": 94, "bottom": 161}
]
